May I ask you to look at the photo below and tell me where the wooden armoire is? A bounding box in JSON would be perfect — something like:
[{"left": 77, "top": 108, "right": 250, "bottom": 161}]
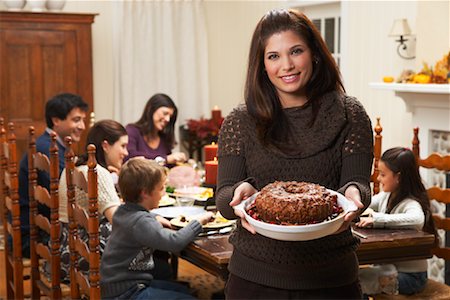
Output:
[{"left": 0, "top": 11, "right": 96, "bottom": 158}]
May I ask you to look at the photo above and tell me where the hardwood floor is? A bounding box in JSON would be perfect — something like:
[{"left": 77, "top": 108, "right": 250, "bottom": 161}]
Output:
[{"left": 0, "top": 249, "right": 223, "bottom": 300}]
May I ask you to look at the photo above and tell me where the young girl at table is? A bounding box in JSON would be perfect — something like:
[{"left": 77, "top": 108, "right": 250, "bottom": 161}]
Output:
[
  {"left": 100, "top": 158, "right": 213, "bottom": 299},
  {"left": 356, "top": 147, "right": 437, "bottom": 295}
]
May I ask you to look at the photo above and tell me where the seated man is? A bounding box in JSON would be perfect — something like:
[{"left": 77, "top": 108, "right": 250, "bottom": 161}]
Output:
[{"left": 18, "top": 93, "right": 88, "bottom": 258}]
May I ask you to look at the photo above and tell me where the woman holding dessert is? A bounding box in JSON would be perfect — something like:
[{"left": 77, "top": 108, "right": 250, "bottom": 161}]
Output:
[{"left": 216, "top": 9, "right": 373, "bottom": 299}]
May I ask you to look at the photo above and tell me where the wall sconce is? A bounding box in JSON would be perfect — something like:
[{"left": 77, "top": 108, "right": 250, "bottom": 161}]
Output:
[{"left": 389, "top": 18, "right": 416, "bottom": 60}]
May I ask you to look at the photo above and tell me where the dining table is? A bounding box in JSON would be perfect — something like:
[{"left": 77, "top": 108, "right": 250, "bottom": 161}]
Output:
[{"left": 180, "top": 225, "right": 436, "bottom": 280}]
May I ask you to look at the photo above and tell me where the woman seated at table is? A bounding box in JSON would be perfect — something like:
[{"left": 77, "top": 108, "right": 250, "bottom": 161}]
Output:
[
  {"left": 356, "top": 147, "right": 438, "bottom": 296},
  {"left": 56, "top": 119, "right": 128, "bottom": 282},
  {"left": 125, "top": 93, "right": 186, "bottom": 165}
]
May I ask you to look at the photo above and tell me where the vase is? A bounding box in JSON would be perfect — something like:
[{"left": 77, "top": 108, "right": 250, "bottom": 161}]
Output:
[
  {"left": 27, "top": 0, "right": 46, "bottom": 11},
  {"left": 46, "top": 0, "right": 65, "bottom": 11},
  {"left": 2, "top": 0, "right": 26, "bottom": 11}
]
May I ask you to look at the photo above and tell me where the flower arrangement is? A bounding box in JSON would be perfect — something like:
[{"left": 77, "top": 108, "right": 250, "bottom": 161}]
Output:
[{"left": 186, "top": 117, "right": 220, "bottom": 139}]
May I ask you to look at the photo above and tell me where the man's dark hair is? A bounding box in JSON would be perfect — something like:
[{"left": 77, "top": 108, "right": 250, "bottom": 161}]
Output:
[{"left": 45, "top": 93, "right": 89, "bottom": 128}]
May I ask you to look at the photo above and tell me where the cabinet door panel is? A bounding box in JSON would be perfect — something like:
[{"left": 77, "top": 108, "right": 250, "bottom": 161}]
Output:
[{"left": 0, "top": 12, "right": 94, "bottom": 157}]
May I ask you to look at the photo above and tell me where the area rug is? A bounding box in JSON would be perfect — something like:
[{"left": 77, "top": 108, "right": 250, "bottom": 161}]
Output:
[
  {"left": 178, "top": 273, "right": 225, "bottom": 300},
  {"left": 177, "top": 258, "right": 225, "bottom": 300}
]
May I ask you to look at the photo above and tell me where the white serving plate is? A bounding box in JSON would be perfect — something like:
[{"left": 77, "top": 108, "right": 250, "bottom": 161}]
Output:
[
  {"left": 234, "top": 189, "right": 357, "bottom": 241},
  {"left": 151, "top": 206, "right": 206, "bottom": 219}
]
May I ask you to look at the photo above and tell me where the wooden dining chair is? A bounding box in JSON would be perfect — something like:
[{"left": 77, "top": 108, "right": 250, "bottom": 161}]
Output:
[
  {"left": 28, "top": 127, "right": 70, "bottom": 299},
  {"left": 0, "top": 120, "right": 24, "bottom": 299},
  {"left": 371, "top": 117, "right": 383, "bottom": 195},
  {"left": 64, "top": 137, "right": 100, "bottom": 299},
  {"left": 412, "top": 127, "right": 450, "bottom": 260}
]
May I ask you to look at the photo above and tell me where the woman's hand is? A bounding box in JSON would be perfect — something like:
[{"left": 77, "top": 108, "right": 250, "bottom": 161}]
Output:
[
  {"left": 355, "top": 216, "right": 373, "bottom": 228},
  {"left": 156, "top": 215, "right": 172, "bottom": 229},
  {"left": 230, "top": 182, "right": 258, "bottom": 234},
  {"left": 167, "top": 152, "right": 187, "bottom": 164},
  {"left": 335, "top": 185, "right": 364, "bottom": 234},
  {"left": 107, "top": 165, "right": 120, "bottom": 175}
]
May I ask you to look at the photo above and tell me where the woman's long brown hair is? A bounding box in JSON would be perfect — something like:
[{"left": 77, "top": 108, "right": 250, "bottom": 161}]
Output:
[{"left": 245, "top": 9, "right": 344, "bottom": 153}]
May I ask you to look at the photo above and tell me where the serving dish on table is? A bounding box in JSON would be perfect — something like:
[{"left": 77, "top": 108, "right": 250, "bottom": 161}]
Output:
[
  {"left": 234, "top": 189, "right": 358, "bottom": 241},
  {"left": 168, "top": 186, "right": 214, "bottom": 201},
  {"left": 170, "top": 211, "right": 235, "bottom": 230},
  {"left": 159, "top": 194, "right": 176, "bottom": 207},
  {"left": 151, "top": 206, "right": 206, "bottom": 219}
]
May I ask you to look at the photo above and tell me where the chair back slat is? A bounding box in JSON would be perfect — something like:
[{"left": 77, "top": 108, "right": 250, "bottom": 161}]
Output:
[
  {"left": 34, "top": 185, "right": 51, "bottom": 207},
  {"left": 73, "top": 167, "right": 88, "bottom": 192},
  {"left": 65, "top": 137, "right": 100, "bottom": 299},
  {"left": 0, "top": 120, "right": 24, "bottom": 299},
  {"left": 28, "top": 128, "right": 62, "bottom": 299},
  {"left": 34, "top": 152, "right": 50, "bottom": 173},
  {"left": 412, "top": 127, "right": 450, "bottom": 262}
]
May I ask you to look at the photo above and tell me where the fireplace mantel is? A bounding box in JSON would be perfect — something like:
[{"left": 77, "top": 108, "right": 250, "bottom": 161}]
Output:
[
  {"left": 369, "top": 83, "right": 450, "bottom": 113},
  {"left": 369, "top": 82, "right": 450, "bottom": 158}
]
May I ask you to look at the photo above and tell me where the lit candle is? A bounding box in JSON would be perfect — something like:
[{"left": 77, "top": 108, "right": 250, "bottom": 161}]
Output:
[
  {"left": 211, "top": 105, "right": 223, "bottom": 126},
  {"left": 203, "top": 142, "right": 218, "bottom": 162},
  {"left": 204, "top": 157, "right": 218, "bottom": 185}
]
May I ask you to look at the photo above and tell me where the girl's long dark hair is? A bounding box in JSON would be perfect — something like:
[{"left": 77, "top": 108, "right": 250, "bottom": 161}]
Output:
[
  {"left": 133, "top": 93, "right": 178, "bottom": 148},
  {"left": 382, "top": 147, "right": 437, "bottom": 240},
  {"left": 245, "top": 9, "right": 344, "bottom": 153},
  {"left": 76, "top": 120, "right": 127, "bottom": 169}
]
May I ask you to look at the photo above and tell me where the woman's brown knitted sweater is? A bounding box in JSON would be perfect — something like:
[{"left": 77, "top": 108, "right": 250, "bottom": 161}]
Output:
[{"left": 216, "top": 92, "right": 373, "bottom": 290}]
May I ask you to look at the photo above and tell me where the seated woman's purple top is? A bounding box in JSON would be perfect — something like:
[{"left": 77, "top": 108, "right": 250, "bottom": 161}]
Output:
[{"left": 125, "top": 124, "right": 171, "bottom": 161}]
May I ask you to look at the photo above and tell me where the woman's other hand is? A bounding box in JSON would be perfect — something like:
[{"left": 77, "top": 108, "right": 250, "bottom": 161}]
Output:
[
  {"left": 167, "top": 152, "right": 187, "bottom": 164},
  {"left": 335, "top": 185, "right": 364, "bottom": 234},
  {"left": 230, "top": 182, "right": 258, "bottom": 234},
  {"left": 156, "top": 215, "right": 172, "bottom": 229}
]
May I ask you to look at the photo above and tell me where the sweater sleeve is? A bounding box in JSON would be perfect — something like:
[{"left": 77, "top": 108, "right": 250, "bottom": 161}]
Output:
[
  {"left": 133, "top": 214, "right": 202, "bottom": 252},
  {"left": 337, "top": 97, "right": 373, "bottom": 210},
  {"left": 372, "top": 199, "right": 425, "bottom": 230},
  {"left": 216, "top": 106, "right": 251, "bottom": 220},
  {"left": 96, "top": 165, "right": 121, "bottom": 216}
]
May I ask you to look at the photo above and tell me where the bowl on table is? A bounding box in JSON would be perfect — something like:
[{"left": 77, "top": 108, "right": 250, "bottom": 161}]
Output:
[{"left": 233, "top": 189, "right": 357, "bottom": 241}]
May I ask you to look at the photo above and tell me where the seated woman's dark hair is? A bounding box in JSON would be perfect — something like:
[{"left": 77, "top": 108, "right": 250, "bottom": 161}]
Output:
[
  {"left": 76, "top": 120, "right": 127, "bottom": 168},
  {"left": 133, "top": 93, "right": 178, "bottom": 148}
]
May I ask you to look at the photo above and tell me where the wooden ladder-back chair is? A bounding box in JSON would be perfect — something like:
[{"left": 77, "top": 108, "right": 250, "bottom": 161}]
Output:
[
  {"left": 371, "top": 117, "right": 383, "bottom": 195},
  {"left": 28, "top": 127, "right": 70, "bottom": 299},
  {"left": 412, "top": 127, "right": 450, "bottom": 260},
  {"left": 0, "top": 120, "right": 24, "bottom": 299},
  {"left": 64, "top": 137, "right": 100, "bottom": 299}
]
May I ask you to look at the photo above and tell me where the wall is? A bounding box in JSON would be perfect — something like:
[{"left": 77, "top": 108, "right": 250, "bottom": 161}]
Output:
[{"left": 1, "top": 0, "right": 448, "bottom": 151}]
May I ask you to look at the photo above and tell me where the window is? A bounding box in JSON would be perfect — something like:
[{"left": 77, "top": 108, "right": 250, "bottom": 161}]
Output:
[
  {"left": 295, "top": 1, "right": 341, "bottom": 66},
  {"left": 312, "top": 16, "right": 341, "bottom": 66}
]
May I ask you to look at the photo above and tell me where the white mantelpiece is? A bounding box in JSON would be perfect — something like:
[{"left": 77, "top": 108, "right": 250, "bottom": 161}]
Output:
[
  {"left": 369, "top": 83, "right": 450, "bottom": 113},
  {"left": 370, "top": 82, "right": 450, "bottom": 158}
]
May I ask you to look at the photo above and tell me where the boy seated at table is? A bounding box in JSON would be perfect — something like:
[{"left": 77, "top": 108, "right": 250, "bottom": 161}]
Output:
[{"left": 100, "top": 158, "right": 213, "bottom": 299}]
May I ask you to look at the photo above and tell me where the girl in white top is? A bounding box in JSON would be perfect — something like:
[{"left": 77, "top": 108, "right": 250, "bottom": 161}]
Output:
[{"left": 356, "top": 147, "right": 437, "bottom": 295}]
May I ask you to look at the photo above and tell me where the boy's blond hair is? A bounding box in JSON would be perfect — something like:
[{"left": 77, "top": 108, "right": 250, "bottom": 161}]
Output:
[{"left": 118, "top": 158, "right": 166, "bottom": 203}]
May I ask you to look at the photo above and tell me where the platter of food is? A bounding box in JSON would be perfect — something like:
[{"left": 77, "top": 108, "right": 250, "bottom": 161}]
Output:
[
  {"left": 170, "top": 211, "right": 235, "bottom": 230},
  {"left": 151, "top": 206, "right": 206, "bottom": 219},
  {"left": 234, "top": 181, "right": 358, "bottom": 241},
  {"left": 169, "top": 186, "right": 214, "bottom": 201},
  {"left": 159, "top": 195, "right": 176, "bottom": 207}
]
